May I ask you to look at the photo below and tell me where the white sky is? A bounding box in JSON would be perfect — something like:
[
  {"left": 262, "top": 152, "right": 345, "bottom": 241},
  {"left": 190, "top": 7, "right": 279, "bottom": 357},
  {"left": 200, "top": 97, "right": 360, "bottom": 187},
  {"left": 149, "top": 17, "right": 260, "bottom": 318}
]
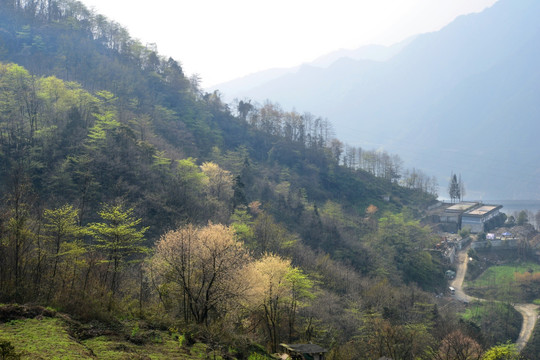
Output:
[{"left": 80, "top": 0, "right": 498, "bottom": 88}]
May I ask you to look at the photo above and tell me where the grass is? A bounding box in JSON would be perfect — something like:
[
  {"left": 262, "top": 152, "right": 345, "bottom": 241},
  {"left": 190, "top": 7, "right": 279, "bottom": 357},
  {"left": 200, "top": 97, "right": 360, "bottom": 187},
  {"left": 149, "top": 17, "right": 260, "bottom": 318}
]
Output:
[
  {"left": 465, "top": 262, "right": 540, "bottom": 301},
  {"left": 0, "top": 317, "right": 93, "bottom": 359},
  {"left": 0, "top": 304, "right": 273, "bottom": 359},
  {"left": 0, "top": 314, "right": 206, "bottom": 359},
  {"left": 83, "top": 334, "right": 195, "bottom": 359}
]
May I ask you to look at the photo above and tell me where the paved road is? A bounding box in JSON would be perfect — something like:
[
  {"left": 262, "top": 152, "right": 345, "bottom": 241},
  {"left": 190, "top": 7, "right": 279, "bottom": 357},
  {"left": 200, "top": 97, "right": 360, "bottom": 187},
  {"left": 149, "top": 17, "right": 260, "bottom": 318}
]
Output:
[{"left": 450, "top": 247, "right": 539, "bottom": 351}]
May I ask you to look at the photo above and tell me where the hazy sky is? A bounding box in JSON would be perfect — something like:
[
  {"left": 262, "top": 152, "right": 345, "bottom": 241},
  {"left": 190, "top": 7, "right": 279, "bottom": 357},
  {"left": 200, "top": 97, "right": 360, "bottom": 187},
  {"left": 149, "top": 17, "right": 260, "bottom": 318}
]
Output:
[{"left": 80, "top": 0, "right": 498, "bottom": 88}]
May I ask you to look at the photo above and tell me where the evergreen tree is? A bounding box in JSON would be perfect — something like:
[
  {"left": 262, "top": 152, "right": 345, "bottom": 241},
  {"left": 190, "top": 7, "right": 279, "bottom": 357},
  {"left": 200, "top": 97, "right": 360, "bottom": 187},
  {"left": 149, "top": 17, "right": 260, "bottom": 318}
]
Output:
[
  {"left": 88, "top": 203, "right": 148, "bottom": 308},
  {"left": 448, "top": 172, "right": 460, "bottom": 203}
]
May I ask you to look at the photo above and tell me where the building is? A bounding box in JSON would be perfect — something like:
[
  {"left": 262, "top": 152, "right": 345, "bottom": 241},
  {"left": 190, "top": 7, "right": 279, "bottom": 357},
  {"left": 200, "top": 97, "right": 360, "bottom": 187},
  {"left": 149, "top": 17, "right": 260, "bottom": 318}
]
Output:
[
  {"left": 280, "top": 344, "right": 328, "bottom": 360},
  {"left": 438, "top": 202, "right": 479, "bottom": 232},
  {"left": 461, "top": 205, "right": 503, "bottom": 233}
]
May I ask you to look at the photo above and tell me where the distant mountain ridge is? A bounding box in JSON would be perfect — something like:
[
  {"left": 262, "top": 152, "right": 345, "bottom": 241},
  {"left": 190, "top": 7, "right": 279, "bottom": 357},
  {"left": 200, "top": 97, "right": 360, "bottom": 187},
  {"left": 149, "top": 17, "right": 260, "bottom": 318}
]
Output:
[
  {"left": 212, "top": 37, "right": 414, "bottom": 101},
  {"left": 216, "top": 0, "right": 540, "bottom": 200}
]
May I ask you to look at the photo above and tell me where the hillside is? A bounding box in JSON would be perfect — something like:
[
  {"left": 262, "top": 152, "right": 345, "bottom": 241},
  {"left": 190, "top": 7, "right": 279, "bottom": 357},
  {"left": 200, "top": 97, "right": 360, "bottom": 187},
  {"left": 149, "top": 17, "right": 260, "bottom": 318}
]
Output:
[
  {"left": 0, "top": 1, "right": 532, "bottom": 359},
  {"left": 0, "top": 0, "right": 436, "bottom": 245},
  {"left": 217, "top": 0, "right": 540, "bottom": 200}
]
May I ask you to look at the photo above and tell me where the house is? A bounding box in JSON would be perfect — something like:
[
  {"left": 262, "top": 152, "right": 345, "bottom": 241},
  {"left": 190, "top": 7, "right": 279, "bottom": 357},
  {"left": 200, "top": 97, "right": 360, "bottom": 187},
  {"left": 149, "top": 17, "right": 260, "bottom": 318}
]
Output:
[
  {"left": 461, "top": 205, "right": 503, "bottom": 233},
  {"left": 439, "top": 202, "right": 479, "bottom": 232},
  {"left": 280, "top": 343, "right": 328, "bottom": 360}
]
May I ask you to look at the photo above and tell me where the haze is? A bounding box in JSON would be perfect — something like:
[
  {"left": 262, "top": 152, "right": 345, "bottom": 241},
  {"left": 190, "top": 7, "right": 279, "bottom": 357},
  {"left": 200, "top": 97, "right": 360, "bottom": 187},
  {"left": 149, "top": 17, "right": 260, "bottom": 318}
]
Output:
[{"left": 80, "top": 0, "right": 498, "bottom": 87}]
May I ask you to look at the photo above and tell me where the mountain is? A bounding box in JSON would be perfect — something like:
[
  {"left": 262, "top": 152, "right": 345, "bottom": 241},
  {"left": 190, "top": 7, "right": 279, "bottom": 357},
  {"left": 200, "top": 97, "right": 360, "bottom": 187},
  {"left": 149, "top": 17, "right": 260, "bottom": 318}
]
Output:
[
  {"left": 212, "top": 37, "right": 414, "bottom": 102},
  {"left": 216, "top": 0, "right": 540, "bottom": 200},
  {"left": 0, "top": 1, "right": 536, "bottom": 358},
  {"left": 0, "top": 0, "right": 435, "bottom": 240},
  {"left": 309, "top": 36, "right": 416, "bottom": 68}
]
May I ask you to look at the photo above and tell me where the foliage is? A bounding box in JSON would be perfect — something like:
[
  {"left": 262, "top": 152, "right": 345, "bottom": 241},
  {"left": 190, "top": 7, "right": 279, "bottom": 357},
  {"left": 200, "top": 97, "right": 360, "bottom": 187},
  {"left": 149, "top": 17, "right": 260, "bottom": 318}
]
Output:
[
  {"left": 0, "top": 1, "right": 475, "bottom": 357},
  {"left": 434, "top": 330, "right": 483, "bottom": 360},
  {"left": 247, "top": 254, "right": 313, "bottom": 352},
  {"left": 88, "top": 203, "right": 148, "bottom": 306},
  {"left": 461, "top": 302, "right": 521, "bottom": 348},
  {"left": 516, "top": 210, "right": 528, "bottom": 226},
  {"left": 481, "top": 343, "right": 520, "bottom": 360},
  {"left": 448, "top": 172, "right": 465, "bottom": 203},
  {"left": 0, "top": 339, "right": 21, "bottom": 360},
  {"left": 460, "top": 227, "right": 471, "bottom": 238},
  {"left": 358, "top": 315, "right": 436, "bottom": 360},
  {"left": 150, "top": 223, "right": 250, "bottom": 325},
  {"left": 370, "top": 212, "right": 442, "bottom": 288}
]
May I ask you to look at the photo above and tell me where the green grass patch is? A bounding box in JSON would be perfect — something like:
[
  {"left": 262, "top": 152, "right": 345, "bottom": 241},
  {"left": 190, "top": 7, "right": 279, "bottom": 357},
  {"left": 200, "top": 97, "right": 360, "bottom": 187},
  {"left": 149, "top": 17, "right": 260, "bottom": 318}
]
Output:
[
  {"left": 0, "top": 317, "right": 93, "bottom": 359},
  {"left": 0, "top": 313, "right": 202, "bottom": 359},
  {"left": 83, "top": 333, "right": 199, "bottom": 359},
  {"left": 465, "top": 262, "right": 540, "bottom": 301},
  {"left": 190, "top": 342, "right": 208, "bottom": 358}
]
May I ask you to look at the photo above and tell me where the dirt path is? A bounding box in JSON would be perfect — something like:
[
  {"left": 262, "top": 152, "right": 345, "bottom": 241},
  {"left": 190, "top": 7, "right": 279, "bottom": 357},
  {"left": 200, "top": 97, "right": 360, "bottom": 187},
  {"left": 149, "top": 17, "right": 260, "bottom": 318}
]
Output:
[
  {"left": 450, "top": 247, "right": 539, "bottom": 351},
  {"left": 515, "top": 303, "right": 539, "bottom": 351},
  {"left": 450, "top": 249, "right": 475, "bottom": 302}
]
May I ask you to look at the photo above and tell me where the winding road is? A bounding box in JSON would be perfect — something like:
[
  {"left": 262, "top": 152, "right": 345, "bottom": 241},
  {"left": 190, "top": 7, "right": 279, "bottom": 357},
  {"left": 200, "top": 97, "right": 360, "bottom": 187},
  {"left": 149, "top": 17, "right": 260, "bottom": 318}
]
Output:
[{"left": 450, "top": 247, "right": 539, "bottom": 351}]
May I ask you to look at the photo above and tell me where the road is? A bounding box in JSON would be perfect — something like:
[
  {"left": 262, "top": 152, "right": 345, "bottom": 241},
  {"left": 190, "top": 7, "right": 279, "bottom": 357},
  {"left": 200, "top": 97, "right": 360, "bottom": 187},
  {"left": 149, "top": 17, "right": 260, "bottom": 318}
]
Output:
[{"left": 450, "top": 247, "right": 539, "bottom": 351}]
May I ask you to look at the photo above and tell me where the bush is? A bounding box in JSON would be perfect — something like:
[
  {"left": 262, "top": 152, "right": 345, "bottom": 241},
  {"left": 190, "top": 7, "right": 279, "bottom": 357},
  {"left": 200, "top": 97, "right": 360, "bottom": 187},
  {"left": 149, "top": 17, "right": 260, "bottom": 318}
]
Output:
[
  {"left": 248, "top": 353, "right": 270, "bottom": 360},
  {"left": 0, "top": 339, "right": 21, "bottom": 360},
  {"left": 459, "top": 228, "right": 471, "bottom": 238}
]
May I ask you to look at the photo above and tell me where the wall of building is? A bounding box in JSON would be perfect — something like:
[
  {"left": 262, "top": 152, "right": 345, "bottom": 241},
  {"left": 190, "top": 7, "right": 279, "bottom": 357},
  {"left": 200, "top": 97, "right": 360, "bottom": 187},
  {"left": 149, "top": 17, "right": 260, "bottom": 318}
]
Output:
[
  {"left": 471, "top": 239, "right": 519, "bottom": 250},
  {"left": 462, "top": 217, "right": 483, "bottom": 233}
]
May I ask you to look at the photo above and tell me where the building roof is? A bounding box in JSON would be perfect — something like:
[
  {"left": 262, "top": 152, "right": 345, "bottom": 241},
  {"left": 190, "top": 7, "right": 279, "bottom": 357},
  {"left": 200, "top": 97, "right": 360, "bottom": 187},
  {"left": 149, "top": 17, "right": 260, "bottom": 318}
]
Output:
[
  {"left": 445, "top": 202, "right": 479, "bottom": 213},
  {"left": 280, "top": 344, "right": 328, "bottom": 354},
  {"left": 464, "top": 205, "right": 502, "bottom": 217}
]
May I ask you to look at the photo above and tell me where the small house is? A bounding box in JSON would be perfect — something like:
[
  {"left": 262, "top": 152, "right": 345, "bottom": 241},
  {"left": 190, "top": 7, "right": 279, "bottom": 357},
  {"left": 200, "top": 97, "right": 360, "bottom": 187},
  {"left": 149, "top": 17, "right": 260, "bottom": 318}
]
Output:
[
  {"left": 461, "top": 205, "right": 503, "bottom": 233},
  {"left": 439, "top": 202, "right": 479, "bottom": 232},
  {"left": 280, "top": 343, "right": 328, "bottom": 360}
]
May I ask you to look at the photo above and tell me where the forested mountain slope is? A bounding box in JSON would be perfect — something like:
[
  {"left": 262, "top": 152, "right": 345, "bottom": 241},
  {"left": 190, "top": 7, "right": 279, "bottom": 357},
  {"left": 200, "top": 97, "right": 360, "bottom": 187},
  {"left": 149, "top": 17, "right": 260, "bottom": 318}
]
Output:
[
  {"left": 0, "top": 1, "right": 530, "bottom": 359},
  {"left": 0, "top": 0, "right": 434, "bottom": 239}
]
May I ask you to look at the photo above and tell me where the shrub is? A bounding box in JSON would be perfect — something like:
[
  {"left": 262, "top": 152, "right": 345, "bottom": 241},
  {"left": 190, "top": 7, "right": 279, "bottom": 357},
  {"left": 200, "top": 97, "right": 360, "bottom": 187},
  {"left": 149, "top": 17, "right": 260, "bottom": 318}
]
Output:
[{"left": 0, "top": 340, "right": 21, "bottom": 360}]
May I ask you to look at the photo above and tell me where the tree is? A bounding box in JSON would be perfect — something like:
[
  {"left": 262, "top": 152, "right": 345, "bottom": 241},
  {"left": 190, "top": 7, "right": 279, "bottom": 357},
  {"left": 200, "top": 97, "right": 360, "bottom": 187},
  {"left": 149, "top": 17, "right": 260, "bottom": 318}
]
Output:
[
  {"left": 481, "top": 343, "right": 519, "bottom": 360},
  {"left": 237, "top": 99, "right": 254, "bottom": 121},
  {"left": 151, "top": 223, "right": 251, "bottom": 325},
  {"left": 248, "top": 254, "right": 312, "bottom": 352},
  {"left": 360, "top": 315, "right": 435, "bottom": 360},
  {"left": 435, "top": 331, "right": 483, "bottom": 360},
  {"left": 448, "top": 173, "right": 460, "bottom": 203},
  {"left": 252, "top": 211, "right": 297, "bottom": 255},
  {"left": 88, "top": 203, "right": 148, "bottom": 306},
  {"left": 516, "top": 210, "right": 528, "bottom": 226},
  {"left": 42, "top": 204, "right": 83, "bottom": 301},
  {"left": 458, "top": 174, "right": 466, "bottom": 201},
  {"left": 372, "top": 212, "right": 440, "bottom": 287},
  {"left": 0, "top": 172, "right": 34, "bottom": 302},
  {"left": 329, "top": 138, "right": 344, "bottom": 164}
]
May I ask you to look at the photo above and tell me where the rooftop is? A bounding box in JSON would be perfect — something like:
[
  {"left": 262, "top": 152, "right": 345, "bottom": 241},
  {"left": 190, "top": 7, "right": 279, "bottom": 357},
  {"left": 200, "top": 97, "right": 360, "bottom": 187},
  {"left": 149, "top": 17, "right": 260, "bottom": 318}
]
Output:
[
  {"left": 446, "top": 202, "right": 479, "bottom": 212},
  {"left": 465, "top": 205, "right": 502, "bottom": 216}
]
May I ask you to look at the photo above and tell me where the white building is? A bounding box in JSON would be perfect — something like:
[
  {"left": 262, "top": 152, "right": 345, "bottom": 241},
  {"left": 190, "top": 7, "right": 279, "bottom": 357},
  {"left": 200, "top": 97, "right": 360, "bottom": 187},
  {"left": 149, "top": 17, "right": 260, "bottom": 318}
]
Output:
[{"left": 461, "top": 205, "right": 503, "bottom": 233}]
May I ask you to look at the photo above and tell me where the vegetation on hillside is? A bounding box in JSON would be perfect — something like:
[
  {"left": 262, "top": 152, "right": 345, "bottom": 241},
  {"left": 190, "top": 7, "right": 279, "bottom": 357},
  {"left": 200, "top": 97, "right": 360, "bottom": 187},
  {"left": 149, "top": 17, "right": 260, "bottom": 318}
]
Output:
[{"left": 0, "top": 1, "right": 535, "bottom": 359}]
